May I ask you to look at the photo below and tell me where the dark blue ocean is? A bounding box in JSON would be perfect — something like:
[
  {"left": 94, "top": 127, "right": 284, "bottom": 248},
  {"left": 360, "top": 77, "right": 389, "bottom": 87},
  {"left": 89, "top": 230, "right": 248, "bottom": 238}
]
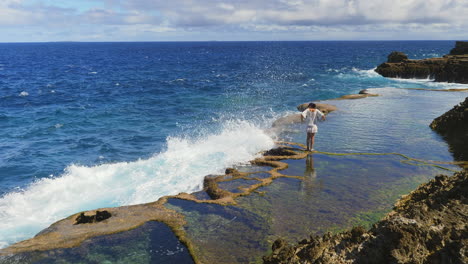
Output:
[{"left": 0, "top": 41, "right": 464, "bottom": 247}]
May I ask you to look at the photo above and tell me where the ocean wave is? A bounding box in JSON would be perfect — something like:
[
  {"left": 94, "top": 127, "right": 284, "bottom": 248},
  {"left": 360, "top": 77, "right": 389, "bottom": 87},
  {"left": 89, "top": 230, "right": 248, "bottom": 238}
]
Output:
[
  {"left": 0, "top": 120, "right": 275, "bottom": 248},
  {"left": 351, "top": 67, "right": 381, "bottom": 78}
]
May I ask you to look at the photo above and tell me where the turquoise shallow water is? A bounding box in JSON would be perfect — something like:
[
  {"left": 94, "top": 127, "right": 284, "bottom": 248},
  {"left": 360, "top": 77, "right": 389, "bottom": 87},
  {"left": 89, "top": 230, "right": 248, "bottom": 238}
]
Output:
[{"left": 0, "top": 41, "right": 467, "bottom": 248}]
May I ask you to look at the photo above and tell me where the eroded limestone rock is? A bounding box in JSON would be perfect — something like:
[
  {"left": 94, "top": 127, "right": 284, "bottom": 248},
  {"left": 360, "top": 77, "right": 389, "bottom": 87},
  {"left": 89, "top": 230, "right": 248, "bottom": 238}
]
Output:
[{"left": 263, "top": 170, "right": 468, "bottom": 264}]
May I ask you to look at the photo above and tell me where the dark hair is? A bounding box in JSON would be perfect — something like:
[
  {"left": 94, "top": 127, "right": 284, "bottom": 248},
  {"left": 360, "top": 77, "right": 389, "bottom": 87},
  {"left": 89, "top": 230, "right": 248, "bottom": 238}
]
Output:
[{"left": 308, "top": 103, "right": 316, "bottom": 109}]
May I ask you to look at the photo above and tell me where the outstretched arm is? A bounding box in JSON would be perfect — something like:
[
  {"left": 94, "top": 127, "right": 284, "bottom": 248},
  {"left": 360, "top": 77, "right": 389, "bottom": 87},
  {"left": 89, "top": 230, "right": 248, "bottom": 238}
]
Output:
[
  {"left": 301, "top": 109, "right": 308, "bottom": 122},
  {"left": 317, "top": 109, "right": 326, "bottom": 121}
]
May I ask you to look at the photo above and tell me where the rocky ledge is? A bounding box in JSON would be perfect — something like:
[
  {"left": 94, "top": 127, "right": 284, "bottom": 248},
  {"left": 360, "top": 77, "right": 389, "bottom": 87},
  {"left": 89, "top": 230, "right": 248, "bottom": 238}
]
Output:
[
  {"left": 375, "top": 41, "right": 468, "bottom": 83},
  {"left": 263, "top": 170, "right": 468, "bottom": 264},
  {"left": 430, "top": 97, "right": 468, "bottom": 160}
]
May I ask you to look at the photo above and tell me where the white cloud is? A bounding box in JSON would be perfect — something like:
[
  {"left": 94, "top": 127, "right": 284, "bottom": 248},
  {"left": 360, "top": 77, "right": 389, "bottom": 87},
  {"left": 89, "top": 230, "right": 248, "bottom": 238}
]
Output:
[{"left": 1, "top": 0, "right": 468, "bottom": 41}]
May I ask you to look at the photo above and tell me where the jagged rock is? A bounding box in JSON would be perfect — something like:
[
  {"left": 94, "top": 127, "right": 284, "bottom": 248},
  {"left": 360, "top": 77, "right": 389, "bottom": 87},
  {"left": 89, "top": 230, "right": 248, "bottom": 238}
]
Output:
[
  {"left": 75, "top": 210, "right": 111, "bottom": 225},
  {"left": 225, "top": 168, "right": 239, "bottom": 175},
  {"left": 358, "top": 89, "right": 369, "bottom": 94},
  {"left": 357, "top": 89, "right": 380, "bottom": 97},
  {"left": 263, "top": 170, "right": 468, "bottom": 264},
  {"left": 387, "top": 51, "right": 408, "bottom": 63},
  {"left": 450, "top": 41, "right": 468, "bottom": 55},
  {"left": 203, "top": 176, "right": 231, "bottom": 200},
  {"left": 264, "top": 147, "right": 297, "bottom": 156},
  {"left": 430, "top": 97, "right": 468, "bottom": 160},
  {"left": 375, "top": 42, "right": 468, "bottom": 83}
]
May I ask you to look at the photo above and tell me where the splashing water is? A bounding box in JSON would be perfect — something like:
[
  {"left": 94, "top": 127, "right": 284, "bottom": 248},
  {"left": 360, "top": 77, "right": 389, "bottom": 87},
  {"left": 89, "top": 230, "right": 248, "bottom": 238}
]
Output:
[{"left": 0, "top": 120, "right": 275, "bottom": 248}]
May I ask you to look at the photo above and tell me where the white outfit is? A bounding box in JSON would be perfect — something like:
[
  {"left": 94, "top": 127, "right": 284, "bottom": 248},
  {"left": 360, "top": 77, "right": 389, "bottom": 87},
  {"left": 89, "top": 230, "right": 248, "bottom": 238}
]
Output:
[{"left": 301, "top": 108, "right": 324, "bottom": 133}]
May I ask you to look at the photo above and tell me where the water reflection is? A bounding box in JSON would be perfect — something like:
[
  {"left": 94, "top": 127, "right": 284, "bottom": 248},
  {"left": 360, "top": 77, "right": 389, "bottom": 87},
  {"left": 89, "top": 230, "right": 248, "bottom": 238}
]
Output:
[
  {"left": 301, "top": 154, "right": 323, "bottom": 197},
  {"left": 305, "top": 154, "right": 316, "bottom": 178}
]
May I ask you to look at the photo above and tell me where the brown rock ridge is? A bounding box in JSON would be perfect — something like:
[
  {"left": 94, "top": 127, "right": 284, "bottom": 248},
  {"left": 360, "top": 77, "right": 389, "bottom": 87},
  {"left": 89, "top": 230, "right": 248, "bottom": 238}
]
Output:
[
  {"left": 263, "top": 170, "right": 468, "bottom": 264},
  {"left": 430, "top": 97, "right": 468, "bottom": 160},
  {"left": 375, "top": 41, "right": 468, "bottom": 83}
]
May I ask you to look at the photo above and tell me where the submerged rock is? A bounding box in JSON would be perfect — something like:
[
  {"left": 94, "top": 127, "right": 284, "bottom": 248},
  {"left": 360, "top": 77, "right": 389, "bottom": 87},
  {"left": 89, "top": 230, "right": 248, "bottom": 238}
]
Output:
[
  {"left": 272, "top": 114, "right": 302, "bottom": 127},
  {"left": 430, "top": 97, "right": 468, "bottom": 160},
  {"left": 263, "top": 170, "right": 468, "bottom": 264},
  {"left": 375, "top": 42, "right": 468, "bottom": 83}
]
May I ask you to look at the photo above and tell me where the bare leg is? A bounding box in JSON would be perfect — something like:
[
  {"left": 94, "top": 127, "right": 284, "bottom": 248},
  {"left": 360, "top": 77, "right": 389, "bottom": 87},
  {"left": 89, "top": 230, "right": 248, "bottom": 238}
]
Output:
[
  {"left": 310, "top": 133, "right": 316, "bottom": 150},
  {"left": 306, "top": 132, "right": 311, "bottom": 151}
]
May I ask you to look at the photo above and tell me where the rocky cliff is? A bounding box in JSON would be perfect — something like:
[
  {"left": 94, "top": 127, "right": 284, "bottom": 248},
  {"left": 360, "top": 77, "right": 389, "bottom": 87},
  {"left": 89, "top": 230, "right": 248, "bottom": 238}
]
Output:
[
  {"left": 375, "top": 42, "right": 468, "bottom": 84},
  {"left": 430, "top": 97, "right": 468, "bottom": 160},
  {"left": 263, "top": 170, "right": 468, "bottom": 264},
  {"left": 450, "top": 41, "right": 468, "bottom": 55}
]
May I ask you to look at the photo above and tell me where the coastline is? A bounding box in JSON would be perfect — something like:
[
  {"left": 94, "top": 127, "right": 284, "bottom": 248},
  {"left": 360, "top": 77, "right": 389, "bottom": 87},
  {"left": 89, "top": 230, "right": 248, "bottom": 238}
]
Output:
[{"left": 1, "top": 87, "right": 467, "bottom": 263}]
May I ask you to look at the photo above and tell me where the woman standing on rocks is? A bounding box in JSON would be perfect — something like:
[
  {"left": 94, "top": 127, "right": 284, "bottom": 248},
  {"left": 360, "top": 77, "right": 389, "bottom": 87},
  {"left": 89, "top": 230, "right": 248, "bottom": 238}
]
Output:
[{"left": 301, "top": 103, "right": 326, "bottom": 151}]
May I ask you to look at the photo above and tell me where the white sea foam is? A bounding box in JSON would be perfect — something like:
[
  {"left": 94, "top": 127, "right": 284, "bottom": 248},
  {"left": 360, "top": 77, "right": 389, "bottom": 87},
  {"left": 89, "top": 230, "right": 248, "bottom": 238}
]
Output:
[
  {"left": 391, "top": 77, "right": 468, "bottom": 89},
  {"left": 19, "top": 91, "right": 29, "bottom": 97},
  {"left": 0, "top": 120, "right": 275, "bottom": 248},
  {"left": 334, "top": 67, "right": 383, "bottom": 80},
  {"left": 351, "top": 67, "right": 381, "bottom": 78}
]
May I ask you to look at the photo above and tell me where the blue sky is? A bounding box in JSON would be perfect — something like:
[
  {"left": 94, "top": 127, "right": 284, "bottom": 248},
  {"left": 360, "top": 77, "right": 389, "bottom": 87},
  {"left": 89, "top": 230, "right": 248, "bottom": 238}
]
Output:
[{"left": 1, "top": 0, "right": 467, "bottom": 42}]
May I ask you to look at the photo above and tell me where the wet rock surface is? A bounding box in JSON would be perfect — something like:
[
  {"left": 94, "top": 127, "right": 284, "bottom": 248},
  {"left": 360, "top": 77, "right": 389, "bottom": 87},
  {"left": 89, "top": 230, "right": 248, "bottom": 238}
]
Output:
[
  {"left": 375, "top": 42, "right": 468, "bottom": 83},
  {"left": 430, "top": 97, "right": 468, "bottom": 160},
  {"left": 263, "top": 170, "right": 468, "bottom": 264}
]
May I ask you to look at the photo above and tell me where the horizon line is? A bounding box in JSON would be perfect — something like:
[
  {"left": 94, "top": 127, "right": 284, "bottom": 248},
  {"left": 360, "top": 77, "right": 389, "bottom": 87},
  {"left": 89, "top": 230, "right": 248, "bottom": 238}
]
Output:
[{"left": 0, "top": 39, "right": 465, "bottom": 44}]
